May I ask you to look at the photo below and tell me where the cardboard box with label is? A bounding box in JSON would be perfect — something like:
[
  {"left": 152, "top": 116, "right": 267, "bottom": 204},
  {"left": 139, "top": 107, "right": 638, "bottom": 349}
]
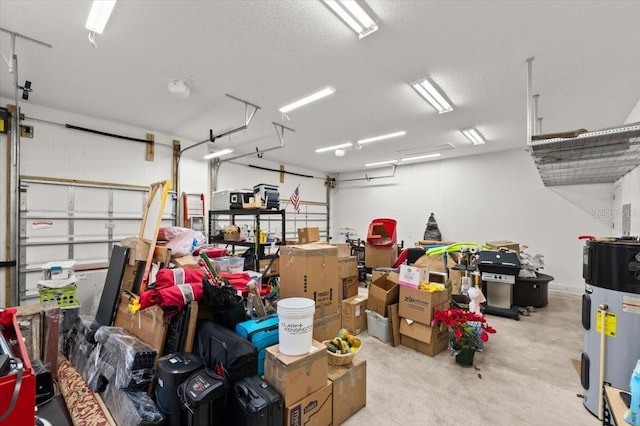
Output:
[
  {"left": 342, "top": 295, "right": 368, "bottom": 335},
  {"left": 328, "top": 358, "right": 367, "bottom": 425},
  {"left": 297, "top": 227, "right": 320, "bottom": 244},
  {"left": 367, "top": 274, "right": 399, "bottom": 317},
  {"left": 338, "top": 256, "right": 358, "bottom": 279},
  {"left": 279, "top": 244, "right": 340, "bottom": 319},
  {"left": 398, "top": 265, "right": 429, "bottom": 288},
  {"left": 400, "top": 319, "right": 449, "bottom": 357},
  {"left": 312, "top": 311, "right": 342, "bottom": 343},
  {"left": 399, "top": 286, "right": 449, "bottom": 325},
  {"left": 364, "top": 244, "right": 397, "bottom": 269},
  {"left": 264, "top": 341, "right": 328, "bottom": 406},
  {"left": 285, "top": 381, "right": 333, "bottom": 426},
  {"left": 342, "top": 276, "right": 359, "bottom": 300}
]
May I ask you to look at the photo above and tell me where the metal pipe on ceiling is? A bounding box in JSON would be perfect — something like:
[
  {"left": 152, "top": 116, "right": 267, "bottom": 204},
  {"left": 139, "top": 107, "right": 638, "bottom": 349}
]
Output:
[{"left": 337, "top": 165, "right": 397, "bottom": 183}]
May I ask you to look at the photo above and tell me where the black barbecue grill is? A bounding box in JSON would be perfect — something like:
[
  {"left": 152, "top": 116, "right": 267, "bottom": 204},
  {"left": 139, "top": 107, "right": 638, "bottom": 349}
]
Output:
[{"left": 477, "top": 251, "right": 521, "bottom": 320}]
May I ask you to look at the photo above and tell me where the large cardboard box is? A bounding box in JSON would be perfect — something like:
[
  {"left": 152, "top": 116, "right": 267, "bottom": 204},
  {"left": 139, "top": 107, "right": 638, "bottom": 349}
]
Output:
[
  {"left": 398, "top": 265, "right": 429, "bottom": 288},
  {"left": 264, "top": 341, "right": 328, "bottom": 406},
  {"left": 371, "top": 268, "right": 399, "bottom": 283},
  {"left": 334, "top": 243, "right": 351, "bottom": 258},
  {"left": 399, "top": 286, "right": 449, "bottom": 325},
  {"left": 400, "top": 319, "right": 449, "bottom": 357},
  {"left": 364, "top": 244, "right": 397, "bottom": 268},
  {"left": 338, "top": 256, "right": 358, "bottom": 279},
  {"left": 328, "top": 358, "right": 367, "bottom": 425},
  {"left": 341, "top": 295, "right": 368, "bottom": 335},
  {"left": 486, "top": 240, "right": 520, "bottom": 253},
  {"left": 413, "top": 253, "right": 456, "bottom": 273},
  {"left": 312, "top": 311, "right": 342, "bottom": 343},
  {"left": 342, "top": 276, "right": 359, "bottom": 300},
  {"left": 297, "top": 227, "right": 320, "bottom": 244},
  {"left": 367, "top": 274, "right": 399, "bottom": 317},
  {"left": 279, "top": 245, "right": 340, "bottom": 319},
  {"left": 285, "top": 381, "right": 332, "bottom": 426}
]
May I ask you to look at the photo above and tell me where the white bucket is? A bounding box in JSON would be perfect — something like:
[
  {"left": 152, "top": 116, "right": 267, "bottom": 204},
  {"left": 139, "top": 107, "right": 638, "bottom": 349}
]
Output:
[{"left": 277, "top": 297, "right": 315, "bottom": 356}]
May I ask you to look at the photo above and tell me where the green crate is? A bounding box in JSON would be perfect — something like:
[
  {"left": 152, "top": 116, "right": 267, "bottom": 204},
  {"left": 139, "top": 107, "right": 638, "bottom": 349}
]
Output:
[{"left": 39, "top": 284, "right": 80, "bottom": 308}]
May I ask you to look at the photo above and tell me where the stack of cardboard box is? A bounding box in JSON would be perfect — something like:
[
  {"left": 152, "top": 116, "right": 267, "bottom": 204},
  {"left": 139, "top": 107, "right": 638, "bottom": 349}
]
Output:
[
  {"left": 397, "top": 265, "right": 450, "bottom": 356},
  {"left": 366, "top": 270, "right": 399, "bottom": 344},
  {"left": 279, "top": 244, "right": 342, "bottom": 344}
]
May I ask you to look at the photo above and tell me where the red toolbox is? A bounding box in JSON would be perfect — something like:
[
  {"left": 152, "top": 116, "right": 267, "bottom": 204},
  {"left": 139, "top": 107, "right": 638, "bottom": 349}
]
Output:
[{"left": 0, "top": 308, "right": 36, "bottom": 424}]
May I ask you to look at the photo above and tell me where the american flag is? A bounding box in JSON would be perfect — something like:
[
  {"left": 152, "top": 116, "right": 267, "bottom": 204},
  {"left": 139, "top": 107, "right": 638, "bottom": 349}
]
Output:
[{"left": 290, "top": 186, "right": 300, "bottom": 213}]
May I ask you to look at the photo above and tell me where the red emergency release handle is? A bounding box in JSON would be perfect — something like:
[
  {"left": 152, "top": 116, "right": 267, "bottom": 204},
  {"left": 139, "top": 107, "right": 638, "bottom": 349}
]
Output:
[{"left": 578, "top": 235, "right": 595, "bottom": 240}]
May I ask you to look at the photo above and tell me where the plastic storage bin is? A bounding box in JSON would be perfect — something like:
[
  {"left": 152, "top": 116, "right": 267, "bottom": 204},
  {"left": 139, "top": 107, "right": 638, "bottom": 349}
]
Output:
[
  {"left": 228, "top": 257, "right": 245, "bottom": 273},
  {"left": 366, "top": 218, "right": 397, "bottom": 247},
  {"left": 366, "top": 309, "right": 391, "bottom": 344}
]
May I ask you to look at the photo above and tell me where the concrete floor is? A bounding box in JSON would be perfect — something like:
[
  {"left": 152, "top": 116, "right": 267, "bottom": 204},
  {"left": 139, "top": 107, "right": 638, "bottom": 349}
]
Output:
[{"left": 344, "top": 291, "right": 599, "bottom": 426}]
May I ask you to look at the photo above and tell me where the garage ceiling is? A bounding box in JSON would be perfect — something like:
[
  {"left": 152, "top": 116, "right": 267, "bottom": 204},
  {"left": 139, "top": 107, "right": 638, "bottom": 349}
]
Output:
[{"left": 1, "top": 0, "right": 640, "bottom": 174}]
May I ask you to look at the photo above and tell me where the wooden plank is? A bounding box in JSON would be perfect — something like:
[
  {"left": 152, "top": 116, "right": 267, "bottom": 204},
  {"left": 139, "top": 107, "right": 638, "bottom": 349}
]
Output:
[
  {"left": 172, "top": 140, "right": 180, "bottom": 192},
  {"left": 113, "top": 292, "right": 167, "bottom": 367},
  {"left": 279, "top": 164, "right": 285, "bottom": 183},
  {"left": 183, "top": 302, "right": 199, "bottom": 353},
  {"left": 16, "top": 304, "right": 43, "bottom": 361},
  {"left": 145, "top": 133, "right": 155, "bottom": 161}
]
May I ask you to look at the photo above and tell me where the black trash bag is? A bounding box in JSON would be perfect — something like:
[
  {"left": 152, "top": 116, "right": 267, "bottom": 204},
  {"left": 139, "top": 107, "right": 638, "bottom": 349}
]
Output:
[
  {"left": 423, "top": 212, "right": 442, "bottom": 241},
  {"left": 202, "top": 277, "right": 247, "bottom": 330},
  {"left": 241, "top": 249, "right": 256, "bottom": 272}
]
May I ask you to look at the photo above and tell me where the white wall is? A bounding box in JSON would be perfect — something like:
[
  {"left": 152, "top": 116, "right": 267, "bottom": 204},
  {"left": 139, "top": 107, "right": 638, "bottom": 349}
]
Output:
[
  {"left": 613, "top": 97, "right": 640, "bottom": 235},
  {"left": 332, "top": 148, "right": 613, "bottom": 292}
]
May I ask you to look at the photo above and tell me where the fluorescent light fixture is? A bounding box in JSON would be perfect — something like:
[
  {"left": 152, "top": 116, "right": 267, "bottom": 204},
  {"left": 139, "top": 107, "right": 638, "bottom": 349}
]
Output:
[
  {"left": 462, "top": 128, "right": 486, "bottom": 145},
  {"left": 365, "top": 160, "right": 398, "bottom": 167},
  {"left": 85, "top": 0, "right": 117, "bottom": 34},
  {"left": 401, "top": 153, "right": 441, "bottom": 162},
  {"left": 203, "top": 149, "right": 233, "bottom": 160},
  {"left": 411, "top": 77, "right": 453, "bottom": 114},
  {"left": 315, "top": 142, "right": 352, "bottom": 153},
  {"left": 322, "top": 0, "right": 378, "bottom": 39},
  {"left": 357, "top": 131, "right": 406, "bottom": 145},
  {"left": 279, "top": 86, "right": 336, "bottom": 113}
]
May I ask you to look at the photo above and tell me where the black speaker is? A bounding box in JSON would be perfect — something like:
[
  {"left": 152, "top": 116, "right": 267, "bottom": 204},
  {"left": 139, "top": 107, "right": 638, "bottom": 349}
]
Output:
[{"left": 155, "top": 353, "right": 203, "bottom": 426}]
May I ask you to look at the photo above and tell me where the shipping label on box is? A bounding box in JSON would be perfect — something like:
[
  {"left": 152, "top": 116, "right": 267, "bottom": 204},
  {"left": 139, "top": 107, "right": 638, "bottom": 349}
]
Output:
[
  {"left": 342, "top": 295, "right": 368, "bottom": 335},
  {"left": 264, "top": 341, "right": 328, "bottom": 406},
  {"left": 342, "top": 276, "right": 359, "bottom": 300},
  {"left": 279, "top": 245, "right": 340, "bottom": 319},
  {"left": 328, "top": 358, "right": 366, "bottom": 425},
  {"left": 367, "top": 275, "right": 399, "bottom": 317},
  {"left": 399, "top": 286, "right": 449, "bottom": 325},
  {"left": 285, "top": 381, "right": 333, "bottom": 426},
  {"left": 338, "top": 256, "right": 358, "bottom": 279},
  {"left": 399, "top": 319, "right": 449, "bottom": 357},
  {"left": 398, "top": 265, "right": 429, "bottom": 288},
  {"left": 312, "top": 311, "right": 342, "bottom": 343}
]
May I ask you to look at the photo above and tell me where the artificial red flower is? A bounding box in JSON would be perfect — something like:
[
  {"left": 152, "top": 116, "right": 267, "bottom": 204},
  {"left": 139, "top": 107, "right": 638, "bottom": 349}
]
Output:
[
  {"left": 454, "top": 329, "right": 463, "bottom": 339},
  {"left": 480, "top": 332, "right": 489, "bottom": 342}
]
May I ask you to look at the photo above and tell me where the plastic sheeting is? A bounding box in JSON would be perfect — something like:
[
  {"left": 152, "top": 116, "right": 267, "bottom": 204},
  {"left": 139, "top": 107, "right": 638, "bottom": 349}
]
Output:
[{"left": 103, "top": 384, "right": 164, "bottom": 426}]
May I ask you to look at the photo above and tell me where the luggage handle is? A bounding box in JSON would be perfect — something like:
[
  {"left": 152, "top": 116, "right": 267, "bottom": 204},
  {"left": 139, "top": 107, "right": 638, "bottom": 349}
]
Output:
[
  {"left": 236, "top": 383, "right": 261, "bottom": 401},
  {"left": 246, "top": 324, "right": 278, "bottom": 341}
]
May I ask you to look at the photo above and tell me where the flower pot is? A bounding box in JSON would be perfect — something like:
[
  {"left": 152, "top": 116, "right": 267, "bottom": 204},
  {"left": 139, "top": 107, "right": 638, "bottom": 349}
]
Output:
[{"left": 455, "top": 348, "right": 475, "bottom": 366}]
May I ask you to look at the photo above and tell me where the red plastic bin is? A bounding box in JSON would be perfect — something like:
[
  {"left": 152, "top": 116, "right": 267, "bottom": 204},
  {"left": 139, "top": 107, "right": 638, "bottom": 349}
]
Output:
[{"left": 366, "top": 218, "right": 397, "bottom": 247}]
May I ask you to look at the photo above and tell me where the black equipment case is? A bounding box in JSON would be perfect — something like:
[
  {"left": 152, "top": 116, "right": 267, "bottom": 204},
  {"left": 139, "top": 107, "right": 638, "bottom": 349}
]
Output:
[
  {"left": 181, "top": 368, "right": 227, "bottom": 426},
  {"left": 193, "top": 320, "right": 258, "bottom": 384},
  {"left": 233, "top": 375, "right": 283, "bottom": 426}
]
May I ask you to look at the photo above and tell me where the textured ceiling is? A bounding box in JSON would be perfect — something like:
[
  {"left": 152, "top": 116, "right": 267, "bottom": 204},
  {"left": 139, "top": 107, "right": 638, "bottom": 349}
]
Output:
[{"left": 1, "top": 0, "right": 640, "bottom": 173}]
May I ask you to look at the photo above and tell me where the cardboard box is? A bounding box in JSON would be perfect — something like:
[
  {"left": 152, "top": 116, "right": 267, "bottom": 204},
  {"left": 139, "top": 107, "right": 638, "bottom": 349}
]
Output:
[
  {"left": 297, "top": 227, "right": 320, "bottom": 244},
  {"left": 279, "top": 245, "right": 340, "bottom": 319},
  {"left": 364, "top": 244, "right": 397, "bottom": 269},
  {"left": 224, "top": 232, "right": 240, "bottom": 241},
  {"left": 367, "top": 274, "right": 399, "bottom": 317},
  {"left": 413, "top": 253, "right": 456, "bottom": 273},
  {"left": 259, "top": 257, "right": 279, "bottom": 276},
  {"left": 338, "top": 256, "right": 358, "bottom": 279},
  {"left": 334, "top": 243, "right": 351, "bottom": 258},
  {"left": 312, "top": 311, "right": 342, "bottom": 343},
  {"left": 328, "top": 358, "right": 366, "bottom": 425},
  {"left": 400, "top": 319, "right": 449, "bottom": 357},
  {"left": 342, "top": 276, "right": 359, "bottom": 300},
  {"left": 264, "top": 341, "right": 328, "bottom": 406},
  {"left": 285, "top": 381, "right": 332, "bottom": 426},
  {"left": 398, "top": 265, "right": 429, "bottom": 288},
  {"left": 486, "top": 240, "right": 520, "bottom": 253},
  {"left": 371, "top": 268, "right": 399, "bottom": 283},
  {"left": 341, "top": 295, "right": 368, "bottom": 335},
  {"left": 399, "top": 286, "right": 449, "bottom": 325}
]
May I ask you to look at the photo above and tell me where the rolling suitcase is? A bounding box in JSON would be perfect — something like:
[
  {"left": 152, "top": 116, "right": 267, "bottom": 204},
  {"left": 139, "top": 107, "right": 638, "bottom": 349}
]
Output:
[
  {"left": 233, "top": 375, "right": 283, "bottom": 426},
  {"left": 235, "top": 314, "right": 278, "bottom": 376},
  {"left": 193, "top": 320, "right": 258, "bottom": 384}
]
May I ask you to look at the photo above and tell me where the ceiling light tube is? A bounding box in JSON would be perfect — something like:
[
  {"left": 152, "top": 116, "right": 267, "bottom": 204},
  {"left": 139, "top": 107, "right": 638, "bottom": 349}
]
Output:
[
  {"left": 462, "top": 128, "right": 486, "bottom": 145},
  {"left": 357, "top": 130, "right": 406, "bottom": 145},
  {"left": 322, "top": 0, "right": 378, "bottom": 39},
  {"left": 400, "top": 153, "right": 441, "bottom": 162},
  {"left": 279, "top": 86, "right": 336, "bottom": 113},
  {"left": 365, "top": 160, "right": 398, "bottom": 167},
  {"left": 411, "top": 78, "right": 453, "bottom": 114},
  {"left": 85, "top": 0, "right": 117, "bottom": 34},
  {"left": 315, "top": 142, "right": 352, "bottom": 153},
  {"left": 203, "top": 148, "right": 234, "bottom": 160}
]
